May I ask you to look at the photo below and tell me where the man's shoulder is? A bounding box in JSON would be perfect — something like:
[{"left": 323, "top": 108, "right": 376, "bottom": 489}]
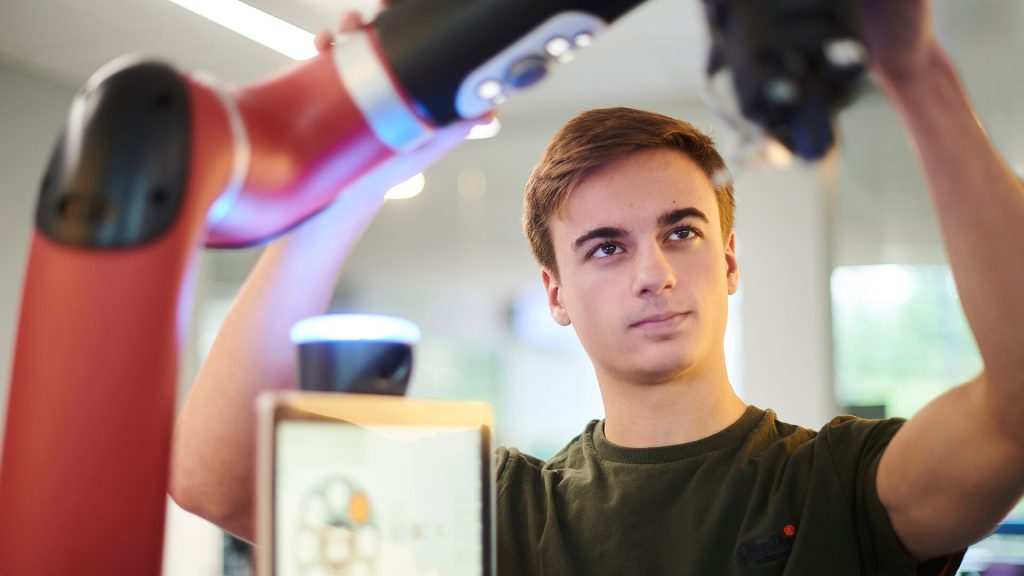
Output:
[
  {"left": 495, "top": 420, "right": 598, "bottom": 479},
  {"left": 760, "top": 408, "right": 906, "bottom": 441},
  {"left": 741, "top": 408, "right": 907, "bottom": 464},
  {"left": 815, "top": 413, "right": 907, "bottom": 452},
  {"left": 737, "top": 407, "right": 813, "bottom": 454},
  {"left": 494, "top": 411, "right": 908, "bottom": 482}
]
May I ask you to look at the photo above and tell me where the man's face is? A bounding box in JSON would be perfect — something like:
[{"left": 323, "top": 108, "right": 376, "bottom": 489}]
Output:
[{"left": 543, "top": 147, "right": 738, "bottom": 386}]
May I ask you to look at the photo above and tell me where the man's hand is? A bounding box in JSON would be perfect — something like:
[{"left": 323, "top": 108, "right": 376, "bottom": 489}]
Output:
[
  {"left": 859, "top": 0, "right": 938, "bottom": 84},
  {"left": 314, "top": 11, "right": 366, "bottom": 54}
]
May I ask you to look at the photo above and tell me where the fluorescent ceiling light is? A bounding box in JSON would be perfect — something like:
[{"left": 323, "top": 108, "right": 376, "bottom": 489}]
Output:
[
  {"left": 385, "top": 173, "right": 425, "bottom": 200},
  {"left": 167, "top": 0, "right": 317, "bottom": 61}
]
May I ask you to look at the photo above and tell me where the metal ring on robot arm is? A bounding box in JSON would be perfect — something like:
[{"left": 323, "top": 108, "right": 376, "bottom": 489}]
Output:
[{"left": 204, "top": 0, "right": 641, "bottom": 247}]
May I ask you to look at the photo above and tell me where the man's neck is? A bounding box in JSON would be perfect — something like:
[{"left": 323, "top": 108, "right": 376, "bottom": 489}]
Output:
[{"left": 598, "top": 357, "right": 747, "bottom": 448}]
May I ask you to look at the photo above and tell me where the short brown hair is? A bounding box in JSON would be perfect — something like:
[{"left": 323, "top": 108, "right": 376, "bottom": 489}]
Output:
[{"left": 522, "top": 107, "right": 735, "bottom": 277}]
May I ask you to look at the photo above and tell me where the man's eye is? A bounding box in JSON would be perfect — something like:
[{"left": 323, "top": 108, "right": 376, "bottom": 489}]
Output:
[
  {"left": 671, "top": 227, "right": 699, "bottom": 241},
  {"left": 590, "top": 243, "right": 621, "bottom": 259}
]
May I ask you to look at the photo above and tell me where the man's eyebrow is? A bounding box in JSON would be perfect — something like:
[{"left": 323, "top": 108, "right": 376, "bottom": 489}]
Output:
[
  {"left": 570, "top": 209, "right": 710, "bottom": 252},
  {"left": 658, "top": 207, "right": 709, "bottom": 228},
  {"left": 572, "top": 227, "right": 627, "bottom": 252}
]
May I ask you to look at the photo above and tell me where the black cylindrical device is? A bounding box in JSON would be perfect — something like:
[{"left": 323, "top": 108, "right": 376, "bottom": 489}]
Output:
[{"left": 291, "top": 314, "right": 421, "bottom": 396}]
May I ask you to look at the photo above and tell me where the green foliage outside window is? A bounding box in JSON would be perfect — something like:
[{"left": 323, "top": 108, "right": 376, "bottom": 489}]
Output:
[{"left": 830, "top": 264, "right": 982, "bottom": 419}]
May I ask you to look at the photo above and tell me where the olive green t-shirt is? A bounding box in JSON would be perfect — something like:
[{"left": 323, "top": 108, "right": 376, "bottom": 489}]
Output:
[{"left": 496, "top": 406, "right": 964, "bottom": 575}]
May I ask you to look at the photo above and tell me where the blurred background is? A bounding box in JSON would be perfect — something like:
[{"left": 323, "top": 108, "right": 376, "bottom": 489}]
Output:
[{"left": 1, "top": 0, "right": 1022, "bottom": 573}]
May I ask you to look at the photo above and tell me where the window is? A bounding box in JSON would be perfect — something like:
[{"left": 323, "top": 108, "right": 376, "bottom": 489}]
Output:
[{"left": 831, "top": 264, "right": 982, "bottom": 418}]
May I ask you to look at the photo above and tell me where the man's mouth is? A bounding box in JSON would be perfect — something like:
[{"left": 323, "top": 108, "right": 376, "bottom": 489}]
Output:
[{"left": 629, "top": 311, "right": 691, "bottom": 329}]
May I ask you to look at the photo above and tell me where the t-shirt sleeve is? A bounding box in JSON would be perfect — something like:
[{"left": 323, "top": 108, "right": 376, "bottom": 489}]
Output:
[
  {"left": 818, "top": 417, "right": 966, "bottom": 576},
  {"left": 494, "top": 446, "right": 522, "bottom": 496},
  {"left": 495, "top": 446, "right": 512, "bottom": 481}
]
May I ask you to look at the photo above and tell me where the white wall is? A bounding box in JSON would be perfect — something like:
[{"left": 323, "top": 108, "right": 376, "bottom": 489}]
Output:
[{"left": 0, "top": 62, "right": 76, "bottom": 434}]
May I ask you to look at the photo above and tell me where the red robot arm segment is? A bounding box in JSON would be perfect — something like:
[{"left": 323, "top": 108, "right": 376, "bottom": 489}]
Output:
[
  {"left": 204, "top": 27, "right": 434, "bottom": 248},
  {"left": 0, "top": 61, "right": 234, "bottom": 574}
]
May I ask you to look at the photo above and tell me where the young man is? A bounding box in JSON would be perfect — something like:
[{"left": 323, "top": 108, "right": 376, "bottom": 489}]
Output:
[{"left": 171, "top": 1, "right": 1024, "bottom": 573}]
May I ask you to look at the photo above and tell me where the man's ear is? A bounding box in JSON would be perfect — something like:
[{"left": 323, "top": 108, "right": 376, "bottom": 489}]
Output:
[
  {"left": 541, "top": 268, "right": 571, "bottom": 326},
  {"left": 725, "top": 231, "right": 740, "bottom": 295}
]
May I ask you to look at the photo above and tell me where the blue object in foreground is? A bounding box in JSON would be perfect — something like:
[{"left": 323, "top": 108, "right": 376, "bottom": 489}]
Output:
[{"left": 995, "top": 521, "right": 1024, "bottom": 536}]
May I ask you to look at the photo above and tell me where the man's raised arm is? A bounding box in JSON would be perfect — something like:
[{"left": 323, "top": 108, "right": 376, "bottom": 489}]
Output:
[
  {"left": 169, "top": 80, "right": 480, "bottom": 542},
  {"left": 169, "top": 184, "right": 384, "bottom": 542},
  {"left": 861, "top": 0, "right": 1024, "bottom": 562}
]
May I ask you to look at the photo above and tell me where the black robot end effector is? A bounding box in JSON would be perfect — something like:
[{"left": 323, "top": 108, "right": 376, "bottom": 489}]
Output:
[
  {"left": 373, "top": 0, "right": 650, "bottom": 126},
  {"left": 703, "top": 0, "right": 869, "bottom": 160}
]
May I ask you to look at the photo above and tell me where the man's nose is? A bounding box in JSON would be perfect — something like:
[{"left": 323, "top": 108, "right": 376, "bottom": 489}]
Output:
[{"left": 632, "top": 243, "right": 677, "bottom": 296}]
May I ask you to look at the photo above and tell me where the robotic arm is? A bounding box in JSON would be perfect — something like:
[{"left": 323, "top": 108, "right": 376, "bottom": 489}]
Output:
[
  {"left": 0, "top": 2, "right": 646, "bottom": 573},
  {"left": 0, "top": 0, "right": 865, "bottom": 573}
]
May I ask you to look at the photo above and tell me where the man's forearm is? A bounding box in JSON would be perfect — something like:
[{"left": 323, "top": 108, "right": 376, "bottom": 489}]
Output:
[
  {"left": 880, "top": 44, "right": 1024, "bottom": 435},
  {"left": 169, "top": 184, "right": 386, "bottom": 541}
]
